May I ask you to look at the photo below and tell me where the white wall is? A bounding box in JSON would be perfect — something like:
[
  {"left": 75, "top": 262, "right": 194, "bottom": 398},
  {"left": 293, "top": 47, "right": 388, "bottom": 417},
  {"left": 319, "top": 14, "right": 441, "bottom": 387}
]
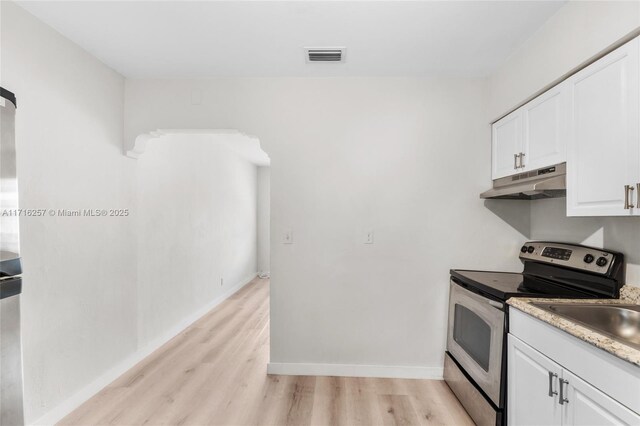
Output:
[
  {"left": 1, "top": 2, "right": 137, "bottom": 422},
  {"left": 2, "top": 5, "right": 263, "bottom": 423},
  {"left": 136, "top": 134, "right": 258, "bottom": 347},
  {"left": 488, "top": 1, "right": 640, "bottom": 286},
  {"left": 125, "top": 77, "right": 528, "bottom": 376},
  {"left": 257, "top": 167, "right": 270, "bottom": 275},
  {"left": 529, "top": 198, "right": 640, "bottom": 286}
]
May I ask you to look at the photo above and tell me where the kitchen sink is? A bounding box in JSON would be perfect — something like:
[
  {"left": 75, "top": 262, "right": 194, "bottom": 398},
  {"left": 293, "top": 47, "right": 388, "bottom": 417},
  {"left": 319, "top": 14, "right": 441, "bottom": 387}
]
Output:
[{"left": 530, "top": 303, "right": 640, "bottom": 351}]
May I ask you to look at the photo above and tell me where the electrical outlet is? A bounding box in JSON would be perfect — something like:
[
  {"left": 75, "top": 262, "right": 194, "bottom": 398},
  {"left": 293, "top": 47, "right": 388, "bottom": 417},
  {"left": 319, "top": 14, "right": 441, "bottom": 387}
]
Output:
[
  {"left": 364, "top": 229, "right": 374, "bottom": 244},
  {"left": 282, "top": 229, "right": 293, "bottom": 244}
]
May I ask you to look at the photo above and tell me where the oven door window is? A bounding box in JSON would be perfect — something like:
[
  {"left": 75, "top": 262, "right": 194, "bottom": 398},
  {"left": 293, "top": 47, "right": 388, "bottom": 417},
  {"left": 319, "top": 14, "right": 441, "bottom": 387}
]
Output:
[{"left": 453, "top": 304, "right": 491, "bottom": 371}]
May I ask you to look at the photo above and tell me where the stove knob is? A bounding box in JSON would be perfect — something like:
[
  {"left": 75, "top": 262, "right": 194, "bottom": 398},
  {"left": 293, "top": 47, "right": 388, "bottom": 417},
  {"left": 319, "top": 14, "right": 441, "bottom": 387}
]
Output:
[
  {"left": 521, "top": 245, "right": 528, "bottom": 253},
  {"left": 596, "top": 257, "right": 608, "bottom": 267},
  {"left": 583, "top": 254, "right": 594, "bottom": 264},
  {"left": 527, "top": 246, "right": 535, "bottom": 254}
]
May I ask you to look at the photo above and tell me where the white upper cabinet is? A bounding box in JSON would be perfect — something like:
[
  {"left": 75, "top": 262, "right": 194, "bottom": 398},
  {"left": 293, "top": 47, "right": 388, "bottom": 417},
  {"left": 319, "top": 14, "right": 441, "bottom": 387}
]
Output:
[
  {"left": 521, "top": 83, "right": 569, "bottom": 172},
  {"left": 492, "top": 112, "right": 522, "bottom": 179},
  {"left": 490, "top": 36, "right": 640, "bottom": 217},
  {"left": 492, "top": 85, "right": 568, "bottom": 180},
  {"left": 567, "top": 37, "right": 640, "bottom": 216}
]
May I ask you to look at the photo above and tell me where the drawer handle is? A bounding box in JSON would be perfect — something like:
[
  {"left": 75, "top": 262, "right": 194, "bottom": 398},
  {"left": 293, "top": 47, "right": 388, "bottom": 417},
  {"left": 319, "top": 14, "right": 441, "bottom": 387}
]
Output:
[
  {"left": 548, "top": 371, "right": 558, "bottom": 397},
  {"left": 559, "top": 378, "right": 569, "bottom": 405},
  {"left": 637, "top": 183, "right": 640, "bottom": 209}
]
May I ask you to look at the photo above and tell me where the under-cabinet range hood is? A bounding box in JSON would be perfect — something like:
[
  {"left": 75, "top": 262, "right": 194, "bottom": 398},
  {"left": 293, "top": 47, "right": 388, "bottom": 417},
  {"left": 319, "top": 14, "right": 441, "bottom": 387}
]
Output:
[{"left": 480, "top": 163, "right": 566, "bottom": 200}]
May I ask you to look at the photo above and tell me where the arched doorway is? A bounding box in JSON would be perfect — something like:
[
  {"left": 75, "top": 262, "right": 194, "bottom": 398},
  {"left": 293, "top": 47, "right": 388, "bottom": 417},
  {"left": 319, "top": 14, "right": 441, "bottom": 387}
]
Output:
[{"left": 131, "top": 129, "right": 270, "bottom": 346}]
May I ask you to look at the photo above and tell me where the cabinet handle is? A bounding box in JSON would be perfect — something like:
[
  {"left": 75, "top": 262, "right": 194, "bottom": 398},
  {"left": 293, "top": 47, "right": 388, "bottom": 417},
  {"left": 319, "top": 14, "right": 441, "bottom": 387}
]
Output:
[
  {"left": 519, "top": 152, "right": 526, "bottom": 169},
  {"left": 637, "top": 183, "right": 639, "bottom": 208},
  {"left": 625, "top": 185, "right": 635, "bottom": 209},
  {"left": 559, "top": 378, "right": 569, "bottom": 405},
  {"left": 514, "top": 154, "right": 519, "bottom": 170},
  {"left": 548, "top": 371, "right": 558, "bottom": 397},
  {"left": 624, "top": 185, "right": 629, "bottom": 209}
]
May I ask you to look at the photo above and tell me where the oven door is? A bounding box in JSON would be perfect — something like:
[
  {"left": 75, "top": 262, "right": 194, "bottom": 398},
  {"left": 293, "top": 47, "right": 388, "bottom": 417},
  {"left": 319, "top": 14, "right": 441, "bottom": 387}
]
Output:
[{"left": 447, "top": 280, "right": 505, "bottom": 407}]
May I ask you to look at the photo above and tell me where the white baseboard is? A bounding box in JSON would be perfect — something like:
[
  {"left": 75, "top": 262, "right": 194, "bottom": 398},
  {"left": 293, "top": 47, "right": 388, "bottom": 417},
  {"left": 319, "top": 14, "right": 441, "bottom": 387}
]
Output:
[
  {"left": 30, "top": 272, "right": 258, "bottom": 426},
  {"left": 267, "top": 362, "right": 443, "bottom": 380}
]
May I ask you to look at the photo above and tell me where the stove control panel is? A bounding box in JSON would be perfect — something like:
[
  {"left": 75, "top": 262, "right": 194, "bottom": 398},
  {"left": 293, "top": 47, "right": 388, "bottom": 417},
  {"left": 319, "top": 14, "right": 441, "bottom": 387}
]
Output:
[{"left": 519, "top": 242, "right": 619, "bottom": 275}]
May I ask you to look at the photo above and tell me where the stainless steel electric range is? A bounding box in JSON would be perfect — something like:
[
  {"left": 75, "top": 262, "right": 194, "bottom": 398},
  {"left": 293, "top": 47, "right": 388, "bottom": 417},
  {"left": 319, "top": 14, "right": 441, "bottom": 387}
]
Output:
[{"left": 445, "top": 241, "right": 625, "bottom": 426}]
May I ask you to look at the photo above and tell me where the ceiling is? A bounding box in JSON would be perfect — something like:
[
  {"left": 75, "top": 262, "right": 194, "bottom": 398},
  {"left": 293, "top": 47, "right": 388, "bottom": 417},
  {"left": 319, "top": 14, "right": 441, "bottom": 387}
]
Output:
[{"left": 17, "top": 1, "right": 565, "bottom": 79}]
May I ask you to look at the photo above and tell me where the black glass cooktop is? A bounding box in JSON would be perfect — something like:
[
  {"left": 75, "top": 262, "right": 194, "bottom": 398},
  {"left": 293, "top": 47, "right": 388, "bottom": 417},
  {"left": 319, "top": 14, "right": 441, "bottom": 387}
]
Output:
[{"left": 450, "top": 269, "right": 602, "bottom": 301}]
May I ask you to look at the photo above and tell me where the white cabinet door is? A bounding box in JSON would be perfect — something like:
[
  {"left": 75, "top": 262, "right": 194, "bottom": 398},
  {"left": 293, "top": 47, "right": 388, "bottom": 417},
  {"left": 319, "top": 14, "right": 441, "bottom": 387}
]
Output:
[
  {"left": 493, "top": 82, "right": 569, "bottom": 179},
  {"left": 521, "top": 83, "right": 568, "bottom": 172},
  {"left": 567, "top": 37, "right": 640, "bottom": 216},
  {"left": 562, "top": 369, "right": 640, "bottom": 425},
  {"left": 508, "top": 335, "right": 562, "bottom": 426},
  {"left": 492, "top": 111, "right": 522, "bottom": 179}
]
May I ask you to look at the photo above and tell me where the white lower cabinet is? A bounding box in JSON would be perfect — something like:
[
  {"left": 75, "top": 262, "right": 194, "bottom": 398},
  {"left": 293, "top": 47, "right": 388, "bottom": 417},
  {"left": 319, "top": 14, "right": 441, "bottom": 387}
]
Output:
[
  {"left": 508, "top": 334, "right": 640, "bottom": 426},
  {"left": 562, "top": 369, "right": 640, "bottom": 426},
  {"left": 508, "top": 335, "right": 561, "bottom": 426}
]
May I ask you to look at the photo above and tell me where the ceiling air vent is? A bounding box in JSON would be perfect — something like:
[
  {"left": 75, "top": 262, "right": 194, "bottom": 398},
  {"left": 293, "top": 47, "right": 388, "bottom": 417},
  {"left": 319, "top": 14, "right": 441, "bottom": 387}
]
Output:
[{"left": 305, "top": 47, "right": 346, "bottom": 63}]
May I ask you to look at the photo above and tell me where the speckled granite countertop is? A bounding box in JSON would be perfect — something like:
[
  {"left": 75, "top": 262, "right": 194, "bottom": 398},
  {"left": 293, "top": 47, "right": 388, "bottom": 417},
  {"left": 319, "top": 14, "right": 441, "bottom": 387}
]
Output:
[{"left": 507, "top": 285, "right": 640, "bottom": 367}]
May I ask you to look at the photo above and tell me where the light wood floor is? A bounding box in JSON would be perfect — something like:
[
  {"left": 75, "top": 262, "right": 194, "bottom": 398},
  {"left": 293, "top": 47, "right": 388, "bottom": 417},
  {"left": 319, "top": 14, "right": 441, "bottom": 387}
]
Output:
[{"left": 60, "top": 278, "right": 473, "bottom": 426}]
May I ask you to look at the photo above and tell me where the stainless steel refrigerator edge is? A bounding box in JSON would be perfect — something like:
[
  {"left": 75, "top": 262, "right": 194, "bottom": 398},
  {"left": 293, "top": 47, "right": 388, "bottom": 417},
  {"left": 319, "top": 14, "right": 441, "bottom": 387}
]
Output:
[{"left": 0, "top": 87, "right": 25, "bottom": 426}]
